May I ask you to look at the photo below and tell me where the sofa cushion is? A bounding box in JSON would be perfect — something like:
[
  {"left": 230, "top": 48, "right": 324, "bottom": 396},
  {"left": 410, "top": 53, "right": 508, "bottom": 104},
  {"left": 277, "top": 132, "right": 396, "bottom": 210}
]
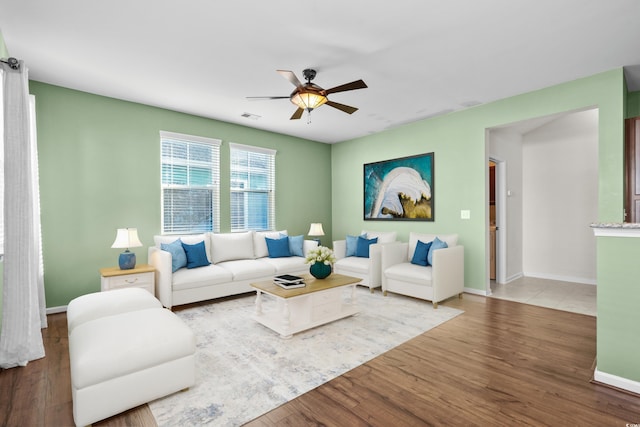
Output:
[
  {"left": 160, "top": 239, "right": 188, "bottom": 272},
  {"left": 172, "top": 265, "right": 233, "bottom": 291},
  {"left": 385, "top": 262, "right": 433, "bottom": 286},
  {"left": 356, "top": 236, "right": 378, "bottom": 258},
  {"left": 210, "top": 231, "right": 255, "bottom": 264},
  {"left": 287, "top": 234, "right": 304, "bottom": 257},
  {"left": 216, "top": 259, "right": 275, "bottom": 281},
  {"left": 427, "top": 237, "right": 448, "bottom": 266},
  {"left": 253, "top": 230, "right": 287, "bottom": 258},
  {"left": 182, "top": 240, "right": 211, "bottom": 269},
  {"left": 154, "top": 234, "right": 211, "bottom": 264},
  {"left": 258, "top": 256, "right": 307, "bottom": 274},
  {"left": 411, "top": 240, "right": 432, "bottom": 266},
  {"left": 361, "top": 230, "right": 397, "bottom": 244},
  {"left": 266, "top": 236, "right": 291, "bottom": 258}
]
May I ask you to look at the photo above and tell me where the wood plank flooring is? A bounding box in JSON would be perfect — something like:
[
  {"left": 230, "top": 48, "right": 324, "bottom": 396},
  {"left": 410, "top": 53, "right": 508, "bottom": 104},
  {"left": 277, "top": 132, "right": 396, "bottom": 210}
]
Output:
[{"left": 2, "top": 294, "right": 640, "bottom": 426}]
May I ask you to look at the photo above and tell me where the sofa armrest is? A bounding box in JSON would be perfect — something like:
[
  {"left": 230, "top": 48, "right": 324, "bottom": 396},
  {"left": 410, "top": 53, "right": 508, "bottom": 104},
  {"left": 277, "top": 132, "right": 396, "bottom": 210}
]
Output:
[
  {"left": 381, "top": 242, "right": 409, "bottom": 290},
  {"left": 432, "top": 245, "right": 464, "bottom": 301},
  {"left": 333, "top": 240, "right": 347, "bottom": 260},
  {"left": 303, "top": 239, "right": 319, "bottom": 256},
  {"left": 148, "top": 246, "right": 173, "bottom": 309},
  {"left": 368, "top": 242, "right": 396, "bottom": 287}
]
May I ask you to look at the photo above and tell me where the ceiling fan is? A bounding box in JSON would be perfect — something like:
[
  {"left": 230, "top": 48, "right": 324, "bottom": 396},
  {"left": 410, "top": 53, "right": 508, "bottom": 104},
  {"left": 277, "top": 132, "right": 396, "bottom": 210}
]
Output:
[{"left": 247, "top": 69, "right": 368, "bottom": 120}]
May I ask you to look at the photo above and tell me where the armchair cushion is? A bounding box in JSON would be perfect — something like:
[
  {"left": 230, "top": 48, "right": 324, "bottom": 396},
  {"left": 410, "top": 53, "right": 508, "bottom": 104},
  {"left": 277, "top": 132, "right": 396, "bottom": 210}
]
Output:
[
  {"left": 427, "top": 237, "right": 448, "bottom": 266},
  {"left": 161, "top": 239, "right": 187, "bottom": 272},
  {"left": 356, "top": 236, "right": 378, "bottom": 258},
  {"left": 266, "top": 236, "right": 292, "bottom": 258},
  {"left": 411, "top": 240, "right": 432, "bottom": 266},
  {"left": 362, "top": 230, "right": 397, "bottom": 244},
  {"left": 345, "top": 234, "right": 363, "bottom": 257}
]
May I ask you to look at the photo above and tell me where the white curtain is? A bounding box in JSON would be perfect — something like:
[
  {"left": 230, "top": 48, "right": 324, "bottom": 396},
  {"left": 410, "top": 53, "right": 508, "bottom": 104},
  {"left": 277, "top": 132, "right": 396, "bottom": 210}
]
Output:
[{"left": 0, "top": 60, "right": 46, "bottom": 368}]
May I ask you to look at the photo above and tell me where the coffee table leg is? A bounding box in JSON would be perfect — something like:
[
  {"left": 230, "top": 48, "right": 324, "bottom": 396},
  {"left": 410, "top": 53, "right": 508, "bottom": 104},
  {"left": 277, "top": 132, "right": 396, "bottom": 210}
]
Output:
[
  {"left": 255, "top": 290, "right": 263, "bottom": 316},
  {"left": 280, "top": 300, "right": 292, "bottom": 339}
]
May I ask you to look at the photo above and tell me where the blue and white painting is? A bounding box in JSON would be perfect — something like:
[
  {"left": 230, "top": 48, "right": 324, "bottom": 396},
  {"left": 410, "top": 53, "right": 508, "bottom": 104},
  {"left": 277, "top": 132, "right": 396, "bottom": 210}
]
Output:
[{"left": 364, "top": 153, "right": 434, "bottom": 220}]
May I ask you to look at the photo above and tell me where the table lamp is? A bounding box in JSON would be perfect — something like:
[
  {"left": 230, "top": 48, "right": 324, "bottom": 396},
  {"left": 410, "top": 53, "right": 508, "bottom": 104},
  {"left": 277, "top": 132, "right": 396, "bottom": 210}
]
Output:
[
  {"left": 308, "top": 223, "right": 325, "bottom": 245},
  {"left": 111, "top": 228, "right": 143, "bottom": 270}
]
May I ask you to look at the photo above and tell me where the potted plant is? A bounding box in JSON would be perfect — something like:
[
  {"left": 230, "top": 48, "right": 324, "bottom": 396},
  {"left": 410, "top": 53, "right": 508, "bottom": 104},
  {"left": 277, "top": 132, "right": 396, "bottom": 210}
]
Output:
[{"left": 305, "top": 246, "right": 336, "bottom": 279}]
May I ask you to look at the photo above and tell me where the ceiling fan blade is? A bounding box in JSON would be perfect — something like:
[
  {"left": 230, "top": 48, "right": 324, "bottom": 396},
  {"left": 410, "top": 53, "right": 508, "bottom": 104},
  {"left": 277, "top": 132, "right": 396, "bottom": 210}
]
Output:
[
  {"left": 277, "top": 70, "right": 304, "bottom": 88},
  {"left": 325, "top": 79, "right": 368, "bottom": 94},
  {"left": 246, "top": 96, "right": 290, "bottom": 100},
  {"left": 326, "top": 101, "right": 358, "bottom": 115},
  {"left": 290, "top": 108, "right": 304, "bottom": 120}
]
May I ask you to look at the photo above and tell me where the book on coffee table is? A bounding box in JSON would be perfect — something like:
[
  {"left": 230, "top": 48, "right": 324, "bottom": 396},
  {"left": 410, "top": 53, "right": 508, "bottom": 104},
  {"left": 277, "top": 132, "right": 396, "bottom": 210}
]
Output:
[{"left": 273, "top": 274, "right": 305, "bottom": 289}]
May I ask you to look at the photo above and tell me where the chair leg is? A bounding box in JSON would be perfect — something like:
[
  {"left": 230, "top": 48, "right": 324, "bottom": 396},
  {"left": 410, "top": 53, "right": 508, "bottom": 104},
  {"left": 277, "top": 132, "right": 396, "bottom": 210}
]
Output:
[
  {"left": 433, "top": 301, "right": 438, "bottom": 309},
  {"left": 383, "top": 291, "right": 388, "bottom": 296},
  {"left": 458, "top": 292, "right": 463, "bottom": 299},
  {"left": 370, "top": 287, "right": 375, "bottom": 294}
]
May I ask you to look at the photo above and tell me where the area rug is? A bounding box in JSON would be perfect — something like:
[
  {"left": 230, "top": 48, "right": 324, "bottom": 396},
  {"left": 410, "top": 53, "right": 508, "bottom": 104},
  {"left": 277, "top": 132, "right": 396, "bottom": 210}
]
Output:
[{"left": 148, "top": 287, "right": 463, "bottom": 426}]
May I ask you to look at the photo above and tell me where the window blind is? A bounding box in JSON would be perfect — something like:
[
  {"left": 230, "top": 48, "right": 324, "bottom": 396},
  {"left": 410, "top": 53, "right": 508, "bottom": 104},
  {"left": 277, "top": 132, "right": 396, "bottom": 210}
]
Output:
[
  {"left": 229, "top": 143, "right": 276, "bottom": 232},
  {"left": 161, "top": 131, "right": 221, "bottom": 234}
]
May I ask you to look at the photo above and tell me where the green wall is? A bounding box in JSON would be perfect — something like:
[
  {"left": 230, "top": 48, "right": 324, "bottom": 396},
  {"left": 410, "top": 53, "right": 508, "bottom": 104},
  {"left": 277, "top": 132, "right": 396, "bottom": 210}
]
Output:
[
  {"left": 628, "top": 91, "right": 640, "bottom": 118},
  {"left": 332, "top": 68, "right": 640, "bottom": 383},
  {"left": 29, "top": 82, "right": 332, "bottom": 308}
]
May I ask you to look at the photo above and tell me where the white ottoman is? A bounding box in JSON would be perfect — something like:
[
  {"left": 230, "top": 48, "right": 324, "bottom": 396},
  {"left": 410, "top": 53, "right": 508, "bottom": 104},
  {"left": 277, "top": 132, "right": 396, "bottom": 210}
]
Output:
[{"left": 67, "top": 289, "right": 196, "bottom": 426}]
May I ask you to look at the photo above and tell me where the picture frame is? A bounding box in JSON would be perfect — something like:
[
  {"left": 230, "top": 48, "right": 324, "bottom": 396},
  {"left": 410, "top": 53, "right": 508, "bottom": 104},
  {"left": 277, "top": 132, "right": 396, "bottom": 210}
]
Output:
[{"left": 363, "top": 152, "right": 434, "bottom": 221}]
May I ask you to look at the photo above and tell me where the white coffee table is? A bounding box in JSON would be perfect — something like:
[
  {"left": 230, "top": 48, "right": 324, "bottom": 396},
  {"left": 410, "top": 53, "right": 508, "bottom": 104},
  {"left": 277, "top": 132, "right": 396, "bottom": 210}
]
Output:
[{"left": 251, "top": 273, "right": 360, "bottom": 339}]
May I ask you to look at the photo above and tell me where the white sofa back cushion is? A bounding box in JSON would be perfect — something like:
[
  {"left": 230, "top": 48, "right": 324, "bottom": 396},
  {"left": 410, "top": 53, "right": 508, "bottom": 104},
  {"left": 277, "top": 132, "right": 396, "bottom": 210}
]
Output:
[
  {"left": 408, "top": 232, "right": 458, "bottom": 261},
  {"left": 361, "top": 230, "right": 397, "bottom": 244},
  {"left": 253, "top": 230, "right": 288, "bottom": 259},
  {"left": 154, "top": 234, "right": 212, "bottom": 263},
  {"left": 210, "top": 231, "right": 255, "bottom": 264}
]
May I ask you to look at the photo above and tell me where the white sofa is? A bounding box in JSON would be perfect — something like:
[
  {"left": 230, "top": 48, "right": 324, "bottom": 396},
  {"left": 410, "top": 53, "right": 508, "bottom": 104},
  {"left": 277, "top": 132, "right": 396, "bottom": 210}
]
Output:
[
  {"left": 333, "top": 230, "right": 397, "bottom": 292},
  {"left": 148, "top": 230, "right": 318, "bottom": 309},
  {"left": 381, "top": 232, "right": 464, "bottom": 308}
]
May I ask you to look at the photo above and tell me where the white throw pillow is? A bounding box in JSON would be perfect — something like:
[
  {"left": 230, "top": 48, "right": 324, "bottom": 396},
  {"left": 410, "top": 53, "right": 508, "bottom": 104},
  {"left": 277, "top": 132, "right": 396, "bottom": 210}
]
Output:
[
  {"left": 210, "top": 231, "right": 255, "bottom": 264},
  {"left": 253, "top": 230, "right": 288, "bottom": 259},
  {"left": 361, "top": 230, "right": 397, "bottom": 244}
]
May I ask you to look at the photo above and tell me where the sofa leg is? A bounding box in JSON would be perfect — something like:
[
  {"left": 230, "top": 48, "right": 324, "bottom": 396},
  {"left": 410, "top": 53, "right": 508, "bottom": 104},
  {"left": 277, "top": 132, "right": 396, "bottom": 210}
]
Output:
[
  {"left": 370, "top": 287, "right": 375, "bottom": 294},
  {"left": 458, "top": 292, "right": 463, "bottom": 299},
  {"left": 433, "top": 302, "right": 438, "bottom": 309},
  {"left": 383, "top": 291, "right": 388, "bottom": 296}
]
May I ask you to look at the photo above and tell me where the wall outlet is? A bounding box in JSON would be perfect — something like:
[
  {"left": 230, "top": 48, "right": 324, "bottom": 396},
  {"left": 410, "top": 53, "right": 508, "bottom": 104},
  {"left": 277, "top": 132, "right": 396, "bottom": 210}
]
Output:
[{"left": 461, "top": 210, "right": 471, "bottom": 219}]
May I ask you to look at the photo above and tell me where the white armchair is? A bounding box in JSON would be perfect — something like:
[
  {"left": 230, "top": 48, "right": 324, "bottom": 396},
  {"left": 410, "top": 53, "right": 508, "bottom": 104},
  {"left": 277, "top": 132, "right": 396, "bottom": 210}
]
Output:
[
  {"left": 333, "top": 230, "right": 397, "bottom": 292},
  {"left": 381, "top": 233, "right": 464, "bottom": 308}
]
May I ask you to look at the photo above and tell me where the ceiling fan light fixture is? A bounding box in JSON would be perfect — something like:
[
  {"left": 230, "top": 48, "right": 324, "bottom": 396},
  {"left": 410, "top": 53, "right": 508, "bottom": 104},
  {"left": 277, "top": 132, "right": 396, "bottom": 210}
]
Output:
[{"left": 291, "top": 89, "right": 327, "bottom": 111}]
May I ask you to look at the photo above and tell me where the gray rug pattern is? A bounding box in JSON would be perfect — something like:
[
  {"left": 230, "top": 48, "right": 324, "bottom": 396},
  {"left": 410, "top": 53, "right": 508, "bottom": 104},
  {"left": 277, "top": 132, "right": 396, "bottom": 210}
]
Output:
[{"left": 149, "top": 287, "right": 463, "bottom": 426}]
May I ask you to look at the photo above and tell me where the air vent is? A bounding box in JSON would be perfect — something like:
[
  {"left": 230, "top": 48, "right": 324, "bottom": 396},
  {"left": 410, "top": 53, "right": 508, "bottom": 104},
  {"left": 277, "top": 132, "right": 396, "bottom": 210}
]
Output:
[{"left": 241, "top": 112, "right": 261, "bottom": 120}]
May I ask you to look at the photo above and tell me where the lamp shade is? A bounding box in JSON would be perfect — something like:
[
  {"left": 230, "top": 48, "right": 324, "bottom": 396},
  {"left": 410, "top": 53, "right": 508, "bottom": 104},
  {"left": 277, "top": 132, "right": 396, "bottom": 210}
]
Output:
[
  {"left": 111, "top": 228, "right": 143, "bottom": 249},
  {"left": 308, "top": 223, "right": 325, "bottom": 237}
]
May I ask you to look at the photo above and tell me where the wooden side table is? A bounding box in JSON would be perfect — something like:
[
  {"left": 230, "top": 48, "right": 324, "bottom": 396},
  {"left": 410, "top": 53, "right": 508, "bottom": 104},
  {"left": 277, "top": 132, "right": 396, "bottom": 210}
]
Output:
[{"left": 100, "top": 264, "right": 156, "bottom": 296}]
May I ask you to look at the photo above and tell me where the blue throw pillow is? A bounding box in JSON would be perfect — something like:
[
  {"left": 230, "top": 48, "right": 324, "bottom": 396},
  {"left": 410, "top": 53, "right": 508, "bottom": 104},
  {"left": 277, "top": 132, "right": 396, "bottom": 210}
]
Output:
[
  {"left": 266, "top": 236, "right": 291, "bottom": 258},
  {"left": 286, "top": 234, "right": 304, "bottom": 257},
  {"left": 346, "top": 233, "right": 365, "bottom": 257},
  {"left": 181, "top": 240, "right": 211, "bottom": 269},
  {"left": 411, "top": 240, "right": 433, "bottom": 266},
  {"left": 161, "top": 239, "right": 188, "bottom": 273},
  {"left": 427, "top": 237, "right": 448, "bottom": 266},
  {"left": 356, "top": 236, "right": 378, "bottom": 258}
]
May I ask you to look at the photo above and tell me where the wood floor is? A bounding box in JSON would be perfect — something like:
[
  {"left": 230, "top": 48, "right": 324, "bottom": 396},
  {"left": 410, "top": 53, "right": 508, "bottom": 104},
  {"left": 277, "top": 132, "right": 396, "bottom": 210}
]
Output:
[{"left": 2, "top": 294, "right": 640, "bottom": 426}]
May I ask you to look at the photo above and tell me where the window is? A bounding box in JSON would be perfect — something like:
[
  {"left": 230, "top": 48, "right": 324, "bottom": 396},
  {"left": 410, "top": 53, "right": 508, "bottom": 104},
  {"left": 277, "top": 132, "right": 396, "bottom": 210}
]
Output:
[
  {"left": 230, "top": 143, "right": 276, "bottom": 232},
  {"left": 161, "top": 131, "right": 221, "bottom": 234}
]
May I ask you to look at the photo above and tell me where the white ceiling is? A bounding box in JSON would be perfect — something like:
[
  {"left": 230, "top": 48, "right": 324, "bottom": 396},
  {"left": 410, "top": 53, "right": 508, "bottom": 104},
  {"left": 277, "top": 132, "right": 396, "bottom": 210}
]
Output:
[{"left": 2, "top": 0, "right": 640, "bottom": 144}]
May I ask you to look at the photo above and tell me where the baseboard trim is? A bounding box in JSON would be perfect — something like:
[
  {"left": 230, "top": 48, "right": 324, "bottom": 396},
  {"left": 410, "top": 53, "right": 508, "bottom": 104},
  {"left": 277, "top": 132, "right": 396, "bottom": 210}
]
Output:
[
  {"left": 46, "top": 305, "right": 67, "bottom": 315},
  {"left": 523, "top": 272, "right": 596, "bottom": 285},
  {"left": 504, "top": 272, "right": 523, "bottom": 283},
  {"left": 464, "top": 286, "right": 489, "bottom": 296},
  {"left": 593, "top": 368, "right": 640, "bottom": 395}
]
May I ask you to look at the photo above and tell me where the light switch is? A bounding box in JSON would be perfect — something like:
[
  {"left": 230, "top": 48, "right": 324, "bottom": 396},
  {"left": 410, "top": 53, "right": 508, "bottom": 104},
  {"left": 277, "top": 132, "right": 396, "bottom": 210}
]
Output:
[{"left": 461, "top": 210, "right": 471, "bottom": 219}]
